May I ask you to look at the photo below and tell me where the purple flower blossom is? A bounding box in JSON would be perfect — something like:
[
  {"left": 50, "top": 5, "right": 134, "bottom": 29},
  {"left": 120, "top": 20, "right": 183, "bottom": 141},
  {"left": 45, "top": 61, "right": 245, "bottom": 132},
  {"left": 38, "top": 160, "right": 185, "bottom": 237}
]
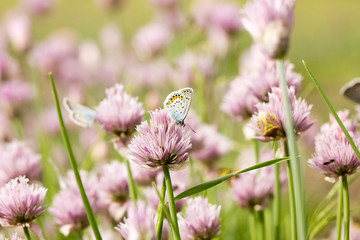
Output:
[
  {"left": 221, "top": 46, "right": 302, "bottom": 121},
  {"left": 308, "top": 111, "right": 360, "bottom": 178},
  {"left": 231, "top": 149, "right": 285, "bottom": 210},
  {"left": 22, "top": 0, "right": 54, "bottom": 15},
  {"left": 178, "top": 197, "right": 221, "bottom": 240},
  {"left": 98, "top": 161, "right": 129, "bottom": 220},
  {"left": 241, "top": 0, "right": 296, "bottom": 58},
  {"left": 96, "top": 83, "right": 144, "bottom": 146},
  {"left": 132, "top": 23, "right": 171, "bottom": 59},
  {"left": 115, "top": 201, "right": 156, "bottom": 240},
  {"left": 4, "top": 12, "right": 31, "bottom": 52},
  {"left": 49, "top": 171, "right": 101, "bottom": 236},
  {"left": 0, "top": 176, "right": 47, "bottom": 227},
  {"left": 128, "top": 108, "right": 192, "bottom": 170},
  {"left": 0, "top": 141, "right": 41, "bottom": 187},
  {"left": 0, "top": 80, "right": 34, "bottom": 106},
  {"left": 191, "top": 0, "right": 242, "bottom": 34},
  {"left": 251, "top": 87, "right": 313, "bottom": 141}
]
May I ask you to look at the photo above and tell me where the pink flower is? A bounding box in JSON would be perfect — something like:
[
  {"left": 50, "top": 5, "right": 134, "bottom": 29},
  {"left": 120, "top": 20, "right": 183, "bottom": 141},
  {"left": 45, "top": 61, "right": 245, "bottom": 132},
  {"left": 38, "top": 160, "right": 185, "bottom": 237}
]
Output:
[
  {"left": 178, "top": 197, "right": 221, "bottom": 240},
  {"left": 98, "top": 161, "right": 129, "bottom": 220},
  {"left": 128, "top": 109, "right": 192, "bottom": 170},
  {"left": 132, "top": 23, "right": 171, "bottom": 59},
  {"left": 0, "top": 176, "right": 47, "bottom": 227},
  {"left": 4, "top": 12, "right": 31, "bottom": 52},
  {"left": 221, "top": 45, "right": 302, "bottom": 121},
  {"left": 309, "top": 111, "right": 360, "bottom": 178},
  {"left": 131, "top": 162, "right": 161, "bottom": 186},
  {"left": 0, "top": 141, "right": 41, "bottom": 187},
  {"left": 251, "top": 87, "right": 313, "bottom": 141},
  {"left": 0, "top": 80, "right": 34, "bottom": 105},
  {"left": 231, "top": 149, "right": 285, "bottom": 210},
  {"left": 49, "top": 171, "right": 101, "bottom": 236},
  {"left": 115, "top": 201, "right": 156, "bottom": 240},
  {"left": 241, "top": 0, "right": 296, "bottom": 58},
  {"left": 95, "top": 83, "right": 144, "bottom": 146},
  {"left": 191, "top": 0, "right": 242, "bottom": 34},
  {"left": 22, "top": 0, "right": 54, "bottom": 15}
]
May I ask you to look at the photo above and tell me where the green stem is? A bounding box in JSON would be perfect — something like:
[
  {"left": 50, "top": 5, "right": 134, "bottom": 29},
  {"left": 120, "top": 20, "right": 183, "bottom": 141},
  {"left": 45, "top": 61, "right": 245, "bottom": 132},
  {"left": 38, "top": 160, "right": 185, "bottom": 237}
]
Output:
[
  {"left": 285, "top": 153, "right": 297, "bottom": 240},
  {"left": 342, "top": 176, "right": 350, "bottom": 240},
  {"left": 249, "top": 210, "right": 258, "bottom": 240},
  {"left": 23, "top": 226, "right": 31, "bottom": 240},
  {"left": 125, "top": 158, "right": 137, "bottom": 205},
  {"left": 336, "top": 178, "right": 343, "bottom": 240},
  {"left": 277, "top": 60, "right": 306, "bottom": 240},
  {"left": 273, "top": 142, "right": 281, "bottom": 240},
  {"left": 49, "top": 73, "right": 102, "bottom": 240},
  {"left": 162, "top": 165, "right": 181, "bottom": 240},
  {"left": 155, "top": 178, "right": 167, "bottom": 240},
  {"left": 257, "top": 210, "right": 265, "bottom": 240}
]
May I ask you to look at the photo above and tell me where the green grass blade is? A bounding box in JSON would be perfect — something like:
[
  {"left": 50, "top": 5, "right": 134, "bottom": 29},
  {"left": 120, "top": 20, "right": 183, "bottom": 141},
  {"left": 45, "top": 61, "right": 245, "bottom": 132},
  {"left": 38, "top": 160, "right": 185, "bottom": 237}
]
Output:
[
  {"left": 174, "top": 157, "right": 288, "bottom": 201},
  {"left": 49, "top": 73, "right": 102, "bottom": 240},
  {"left": 302, "top": 60, "right": 360, "bottom": 161}
]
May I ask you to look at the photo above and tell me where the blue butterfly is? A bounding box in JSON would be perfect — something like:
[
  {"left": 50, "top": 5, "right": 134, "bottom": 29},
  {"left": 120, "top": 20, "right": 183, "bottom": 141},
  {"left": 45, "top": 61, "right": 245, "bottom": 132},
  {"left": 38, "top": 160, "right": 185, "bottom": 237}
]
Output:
[
  {"left": 63, "top": 98, "right": 96, "bottom": 128},
  {"left": 163, "top": 88, "right": 193, "bottom": 126}
]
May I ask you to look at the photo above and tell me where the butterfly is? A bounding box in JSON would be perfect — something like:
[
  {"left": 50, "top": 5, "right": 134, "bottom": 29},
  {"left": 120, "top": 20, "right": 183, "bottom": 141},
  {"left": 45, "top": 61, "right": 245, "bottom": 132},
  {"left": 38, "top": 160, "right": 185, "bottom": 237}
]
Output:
[
  {"left": 163, "top": 88, "right": 193, "bottom": 126},
  {"left": 340, "top": 78, "right": 360, "bottom": 103},
  {"left": 63, "top": 98, "right": 97, "bottom": 128}
]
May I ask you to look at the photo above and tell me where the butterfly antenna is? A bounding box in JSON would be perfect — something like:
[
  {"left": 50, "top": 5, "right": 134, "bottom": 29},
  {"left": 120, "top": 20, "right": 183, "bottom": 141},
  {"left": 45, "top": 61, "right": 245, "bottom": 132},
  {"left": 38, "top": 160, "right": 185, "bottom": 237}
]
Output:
[{"left": 186, "top": 124, "right": 196, "bottom": 133}]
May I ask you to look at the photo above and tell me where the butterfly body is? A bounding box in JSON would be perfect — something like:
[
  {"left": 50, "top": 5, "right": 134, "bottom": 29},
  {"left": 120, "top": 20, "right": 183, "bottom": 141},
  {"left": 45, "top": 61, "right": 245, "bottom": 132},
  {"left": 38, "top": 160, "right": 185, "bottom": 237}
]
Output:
[
  {"left": 63, "top": 98, "right": 97, "bottom": 128},
  {"left": 164, "top": 88, "right": 193, "bottom": 126}
]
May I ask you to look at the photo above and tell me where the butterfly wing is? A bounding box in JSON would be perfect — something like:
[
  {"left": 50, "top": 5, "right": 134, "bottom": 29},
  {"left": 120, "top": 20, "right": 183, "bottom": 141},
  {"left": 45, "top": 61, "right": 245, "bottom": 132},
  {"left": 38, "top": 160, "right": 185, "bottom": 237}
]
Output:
[
  {"left": 63, "top": 98, "right": 97, "bottom": 128},
  {"left": 340, "top": 78, "right": 360, "bottom": 103},
  {"left": 180, "top": 88, "right": 193, "bottom": 120},
  {"left": 164, "top": 89, "right": 189, "bottom": 124}
]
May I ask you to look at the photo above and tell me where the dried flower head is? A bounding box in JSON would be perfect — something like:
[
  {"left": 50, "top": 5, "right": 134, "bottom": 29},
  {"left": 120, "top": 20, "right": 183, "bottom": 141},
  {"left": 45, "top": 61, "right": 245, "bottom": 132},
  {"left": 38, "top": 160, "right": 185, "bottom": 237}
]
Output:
[{"left": 128, "top": 108, "right": 192, "bottom": 170}]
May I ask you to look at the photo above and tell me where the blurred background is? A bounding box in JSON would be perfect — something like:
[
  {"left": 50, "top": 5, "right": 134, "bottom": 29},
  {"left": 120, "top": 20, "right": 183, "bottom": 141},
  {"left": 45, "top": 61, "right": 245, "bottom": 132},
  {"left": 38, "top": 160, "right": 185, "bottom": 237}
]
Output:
[{"left": 0, "top": 0, "right": 360, "bottom": 239}]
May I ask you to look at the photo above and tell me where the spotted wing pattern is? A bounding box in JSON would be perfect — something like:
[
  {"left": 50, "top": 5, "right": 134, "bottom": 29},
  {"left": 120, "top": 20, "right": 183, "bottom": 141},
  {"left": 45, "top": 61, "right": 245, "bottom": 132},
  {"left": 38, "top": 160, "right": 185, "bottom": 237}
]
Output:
[
  {"left": 164, "top": 88, "right": 193, "bottom": 125},
  {"left": 63, "top": 98, "right": 97, "bottom": 128},
  {"left": 340, "top": 78, "right": 360, "bottom": 103}
]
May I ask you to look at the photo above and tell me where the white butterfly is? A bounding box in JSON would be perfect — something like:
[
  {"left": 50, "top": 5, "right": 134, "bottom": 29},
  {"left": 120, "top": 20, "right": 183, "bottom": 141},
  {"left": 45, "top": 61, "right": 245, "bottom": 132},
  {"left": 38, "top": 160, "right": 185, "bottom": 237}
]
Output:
[
  {"left": 340, "top": 78, "right": 360, "bottom": 103},
  {"left": 163, "top": 88, "right": 193, "bottom": 126},
  {"left": 63, "top": 98, "right": 97, "bottom": 128}
]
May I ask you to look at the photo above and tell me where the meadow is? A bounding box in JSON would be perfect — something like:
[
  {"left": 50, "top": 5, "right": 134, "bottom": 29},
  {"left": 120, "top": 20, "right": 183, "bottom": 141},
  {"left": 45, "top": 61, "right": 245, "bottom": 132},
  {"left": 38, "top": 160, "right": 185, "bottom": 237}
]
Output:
[{"left": 0, "top": 0, "right": 360, "bottom": 239}]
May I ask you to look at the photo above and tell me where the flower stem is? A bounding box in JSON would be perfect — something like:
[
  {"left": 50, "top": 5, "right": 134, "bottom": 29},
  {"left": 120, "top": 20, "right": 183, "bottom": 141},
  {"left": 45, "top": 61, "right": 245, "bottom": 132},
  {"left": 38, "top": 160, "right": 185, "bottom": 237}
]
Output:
[
  {"left": 342, "top": 176, "right": 350, "bottom": 240},
  {"left": 257, "top": 210, "right": 265, "bottom": 240},
  {"left": 155, "top": 177, "right": 167, "bottom": 240},
  {"left": 336, "top": 179, "right": 343, "bottom": 240},
  {"left": 125, "top": 158, "right": 138, "bottom": 205},
  {"left": 162, "top": 165, "right": 181, "bottom": 240},
  {"left": 273, "top": 142, "right": 281, "bottom": 240},
  {"left": 277, "top": 59, "right": 306, "bottom": 240},
  {"left": 23, "top": 226, "right": 31, "bottom": 240},
  {"left": 249, "top": 210, "right": 258, "bottom": 240},
  {"left": 285, "top": 150, "right": 297, "bottom": 240},
  {"left": 253, "top": 139, "right": 260, "bottom": 164},
  {"left": 49, "top": 73, "right": 102, "bottom": 240}
]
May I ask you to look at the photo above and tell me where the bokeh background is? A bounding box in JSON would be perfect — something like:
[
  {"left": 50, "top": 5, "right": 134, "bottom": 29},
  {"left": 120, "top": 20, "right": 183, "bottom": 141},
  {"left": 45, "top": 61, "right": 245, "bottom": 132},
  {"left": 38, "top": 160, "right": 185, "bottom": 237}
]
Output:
[{"left": 1, "top": 0, "right": 360, "bottom": 239}]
